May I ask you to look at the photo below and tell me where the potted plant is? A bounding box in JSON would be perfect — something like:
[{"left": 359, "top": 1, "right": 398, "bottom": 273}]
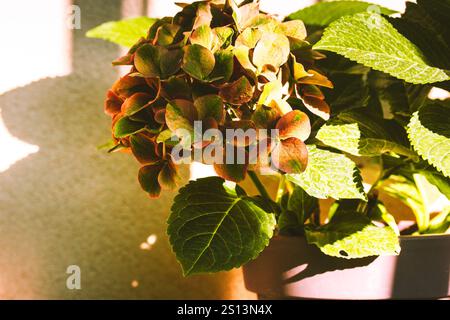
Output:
[{"left": 88, "top": 0, "right": 450, "bottom": 300}]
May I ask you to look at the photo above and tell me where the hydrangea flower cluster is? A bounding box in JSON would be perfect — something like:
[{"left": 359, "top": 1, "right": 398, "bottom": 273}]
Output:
[{"left": 104, "top": 0, "right": 333, "bottom": 197}]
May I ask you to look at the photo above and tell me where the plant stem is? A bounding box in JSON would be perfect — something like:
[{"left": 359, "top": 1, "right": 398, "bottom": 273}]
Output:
[
  {"left": 248, "top": 171, "right": 271, "bottom": 201},
  {"left": 275, "top": 175, "right": 285, "bottom": 204}
]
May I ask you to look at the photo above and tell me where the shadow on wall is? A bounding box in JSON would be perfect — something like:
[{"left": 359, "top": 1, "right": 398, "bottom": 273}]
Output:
[{"left": 0, "top": 0, "right": 252, "bottom": 299}]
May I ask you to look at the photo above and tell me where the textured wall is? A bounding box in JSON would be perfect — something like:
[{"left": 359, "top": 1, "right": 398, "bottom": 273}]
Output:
[{"left": 0, "top": 0, "right": 253, "bottom": 299}]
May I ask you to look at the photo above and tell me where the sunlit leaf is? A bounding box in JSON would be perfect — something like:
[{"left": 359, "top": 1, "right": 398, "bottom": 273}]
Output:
[
  {"left": 317, "top": 110, "right": 418, "bottom": 158},
  {"left": 168, "top": 177, "right": 276, "bottom": 275},
  {"left": 314, "top": 13, "right": 450, "bottom": 84},
  {"left": 287, "top": 145, "right": 366, "bottom": 200},
  {"left": 86, "top": 17, "right": 156, "bottom": 47},
  {"left": 287, "top": 1, "right": 395, "bottom": 26},
  {"left": 305, "top": 211, "right": 400, "bottom": 259},
  {"left": 408, "top": 101, "right": 450, "bottom": 177}
]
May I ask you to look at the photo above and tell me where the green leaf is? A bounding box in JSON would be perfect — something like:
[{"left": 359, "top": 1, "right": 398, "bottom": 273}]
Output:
[
  {"left": 317, "top": 110, "right": 418, "bottom": 158},
  {"left": 382, "top": 175, "right": 428, "bottom": 232},
  {"left": 421, "top": 170, "right": 450, "bottom": 199},
  {"left": 388, "top": 0, "right": 450, "bottom": 70},
  {"left": 408, "top": 102, "right": 450, "bottom": 177},
  {"left": 313, "top": 13, "right": 450, "bottom": 84},
  {"left": 369, "top": 203, "right": 400, "bottom": 236},
  {"left": 86, "top": 17, "right": 156, "bottom": 47},
  {"left": 288, "top": 186, "right": 318, "bottom": 216},
  {"left": 305, "top": 211, "right": 400, "bottom": 259},
  {"left": 279, "top": 186, "right": 319, "bottom": 234},
  {"left": 426, "top": 206, "right": 450, "bottom": 234},
  {"left": 287, "top": 1, "right": 396, "bottom": 26},
  {"left": 167, "top": 177, "right": 276, "bottom": 275},
  {"left": 286, "top": 145, "right": 366, "bottom": 200}
]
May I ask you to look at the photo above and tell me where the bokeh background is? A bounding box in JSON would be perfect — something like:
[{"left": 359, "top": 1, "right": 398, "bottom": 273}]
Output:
[{"left": 0, "top": 0, "right": 429, "bottom": 299}]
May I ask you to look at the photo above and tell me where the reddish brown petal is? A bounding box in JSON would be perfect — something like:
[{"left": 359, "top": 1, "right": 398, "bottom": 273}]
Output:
[
  {"left": 158, "top": 160, "right": 179, "bottom": 190},
  {"left": 225, "top": 120, "right": 257, "bottom": 147},
  {"left": 160, "top": 76, "right": 191, "bottom": 100},
  {"left": 154, "top": 108, "right": 166, "bottom": 124},
  {"left": 301, "top": 95, "right": 331, "bottom": 121},
  {"left": 298, "top": 70, "right": 333, "bottom": 88},
  {"left": 271, "top": 137, "right": 308, "bottom": 174},
  {"left": 130, "top": 132, "right": 160, "bottom": 165},
  {"left": 301, "top": 85, "right": 325, "bottom": 100},
  {"left": 112, "top": 54, "right": 134, "bottom": 66},
  {"left": 112, "top": 75, "right": 149, "bottom": 99},
  {"left": 213, "top": 146, "right": 248, "bottom": 182},
  {"left": 104, "top": 90, "right": 123, "bottom": 117},
  {"left": 247, "top": 138, "right": 274, "bottom": 171},
  {"left": 251, "top": 104, "right": 282, "bottom": 129},
  {"left": 276, "top": 110, "right": 311, "bottom": 141},
  {"left": 193, "top": 117, "right": 219, "bottom": 149},
  {"left": 219, "top": 76, "right": 254, "bottom": 105},
  {"left": 138, "top": 164, "right": 163, "bottom": 198},
  {"left": 121, "top": 93, "right": 154, "bottom": 116}
]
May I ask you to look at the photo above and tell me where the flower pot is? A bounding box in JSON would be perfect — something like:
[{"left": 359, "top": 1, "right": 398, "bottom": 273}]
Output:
[{"left": 243, "top": 234, "right": 450, "bottom": 300}]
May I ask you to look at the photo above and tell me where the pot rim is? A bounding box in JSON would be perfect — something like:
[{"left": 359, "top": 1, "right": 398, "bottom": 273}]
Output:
[{"left": 274, "top": 233, "right": 450, "bottom": 241}]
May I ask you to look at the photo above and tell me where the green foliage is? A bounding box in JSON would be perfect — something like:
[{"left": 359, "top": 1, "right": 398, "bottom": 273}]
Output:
[
  {"left": 314, "top": 13, "right": 450, "bottom": 84},
  {"left": 92, "top": 0, "right": 450, "bottom": 275},
  {"left": 86, "top": 17, "right": 156, "bottom": 47},
  {"left": 317, "top": 109, "right": 418, "bottom": 158},
  {"left": 382, "top": 175, "right": 429, "bottom": 232},
  {"left": 305, "top": 211, "right": 400, "bottom": 259},
  {"left": 408, "top": 101, "right": 450, "bottom": 178},
  {"left": 278, "top": 186, "right": 318, "bottom": 234},
  {"left": 167, "top": 177, "right": 276, "bottom": 275},
  {"left": 388, "top": 0, "right": 450, "bottom": 72},
  {"left": 286, "top": 145, "right": 366, "bottom": 200}
]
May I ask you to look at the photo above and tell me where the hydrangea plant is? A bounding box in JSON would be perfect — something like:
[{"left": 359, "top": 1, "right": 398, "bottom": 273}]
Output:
[{"left": 88, "top": 0, "right": 450, "bottom": 276}]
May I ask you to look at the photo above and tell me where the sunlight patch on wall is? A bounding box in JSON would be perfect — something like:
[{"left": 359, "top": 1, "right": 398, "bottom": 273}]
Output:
[
  {"left": 140, "top": 234, "right": 158, "bottom": 250},
  {"left": 0, "top": 0, "right": 72, "bottom": 94},
  {"left": 0, "top": 0, "right": 73, "bottom": 172},
  {"left": 0, "top": 111, "right": 39, "bottom": 173}
]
